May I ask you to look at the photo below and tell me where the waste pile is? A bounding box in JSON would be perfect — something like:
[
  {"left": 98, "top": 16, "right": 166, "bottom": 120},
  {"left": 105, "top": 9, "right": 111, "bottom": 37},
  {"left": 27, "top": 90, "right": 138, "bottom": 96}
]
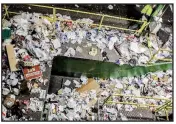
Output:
[
  {"left": 42, "top": 69, "right": 172, "bottom": 121},
  {"left": 2, "top": 11, "right": 172, "bottom": 121},
  {"left": 2, "top": 12, "right": 172, "bottom": 65},
  {"left": 98, "top": 70, "right": 172, "bottom": 120}
]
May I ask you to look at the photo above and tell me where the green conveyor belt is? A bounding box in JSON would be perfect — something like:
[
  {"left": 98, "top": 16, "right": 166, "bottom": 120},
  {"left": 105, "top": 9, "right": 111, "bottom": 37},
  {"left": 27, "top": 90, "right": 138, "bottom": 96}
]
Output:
[{"left": 51, "top": 56, "right": 172, "bottom": 79}]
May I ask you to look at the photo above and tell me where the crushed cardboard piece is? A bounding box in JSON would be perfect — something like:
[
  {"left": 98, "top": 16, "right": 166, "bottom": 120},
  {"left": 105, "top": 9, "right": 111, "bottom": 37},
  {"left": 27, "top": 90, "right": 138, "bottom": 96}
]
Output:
[
  {"left": 22, "top": 65, "right": 42, "bottom": 80},
  {"left": 6, "top": 45, "right": 18, "bottom": 71},
  {"left": 76, "top": 78, "right": 100, "bottom": 93}
]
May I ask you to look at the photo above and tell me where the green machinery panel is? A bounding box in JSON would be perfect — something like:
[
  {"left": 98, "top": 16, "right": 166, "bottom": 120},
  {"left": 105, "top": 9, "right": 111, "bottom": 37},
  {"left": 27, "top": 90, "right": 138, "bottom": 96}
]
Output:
[{"left": 51, "top": 56, "right": 172, "bottom": 79}]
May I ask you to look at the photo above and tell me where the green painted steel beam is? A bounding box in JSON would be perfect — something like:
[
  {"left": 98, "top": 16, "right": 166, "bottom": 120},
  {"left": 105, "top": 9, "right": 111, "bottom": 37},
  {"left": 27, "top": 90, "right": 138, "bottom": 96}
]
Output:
[
  {"left": 51, "top": 56, "right": 172, "bottom": 79},
  {"left": 152, "top": 4, "right": 165, "bottom": 17}
]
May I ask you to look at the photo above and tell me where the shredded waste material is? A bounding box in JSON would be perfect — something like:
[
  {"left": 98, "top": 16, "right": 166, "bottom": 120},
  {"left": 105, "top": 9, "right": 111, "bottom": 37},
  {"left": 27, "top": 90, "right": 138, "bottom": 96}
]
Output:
[{"left": 2, "top": 10, "right": 172, "bottom": 121}]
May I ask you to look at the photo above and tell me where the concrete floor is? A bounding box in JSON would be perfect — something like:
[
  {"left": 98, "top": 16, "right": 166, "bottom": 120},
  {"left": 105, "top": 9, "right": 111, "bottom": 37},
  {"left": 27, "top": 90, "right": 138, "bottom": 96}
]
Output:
[{"left": 59, "top": 40, "right": 120, "bottom": 62}]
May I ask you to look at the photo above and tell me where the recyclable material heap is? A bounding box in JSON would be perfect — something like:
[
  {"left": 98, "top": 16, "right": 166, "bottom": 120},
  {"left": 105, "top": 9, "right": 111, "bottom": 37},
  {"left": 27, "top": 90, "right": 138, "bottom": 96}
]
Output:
[{"left": 2, "top": 11, "right": 172, "bottom": 121}]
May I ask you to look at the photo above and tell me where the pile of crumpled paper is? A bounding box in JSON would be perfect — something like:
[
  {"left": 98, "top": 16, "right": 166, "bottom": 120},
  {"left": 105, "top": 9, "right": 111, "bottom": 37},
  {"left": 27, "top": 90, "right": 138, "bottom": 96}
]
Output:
[
  {"left": 2, "top": 11, "right": 172, "bottom": 121},
  {"left": 98, "top": 70, "right": 172, "bottom": 120},
  {"left": 2, "top": 12, "right": 172, "bottom": 65},
  {"left": 42, "top": 69, "right": 172, "bottom": 121},
  {"left": 44, "top": 79, "right": 98, "bottom": 121}
]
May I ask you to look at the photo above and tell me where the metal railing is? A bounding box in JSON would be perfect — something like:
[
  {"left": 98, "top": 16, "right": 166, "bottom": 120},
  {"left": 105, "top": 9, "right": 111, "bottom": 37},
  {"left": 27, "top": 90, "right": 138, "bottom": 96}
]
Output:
[
  {"left": 104, "top": 93, "right": 172, "bottom": 120},
  {"left": 147, "top": 48, "right": 172, "bottom": 64},
  {"left": 3, "top": 4, "right": 147, "bottom": 34},
  {"left": 105, "top": 93, "right": 171, "bottom": 108},
  {"left": 155, "top": 100, "right": 172, "bottom": 121},
  {"left": 147, "top": 36, "right": 172, "bottom": 64},
  {"left": 3, "top": 4, "right": 172, "bottom": 64}
]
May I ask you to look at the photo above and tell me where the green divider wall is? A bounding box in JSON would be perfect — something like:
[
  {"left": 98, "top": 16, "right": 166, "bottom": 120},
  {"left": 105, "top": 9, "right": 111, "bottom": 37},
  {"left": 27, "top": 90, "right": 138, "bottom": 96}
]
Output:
[{"left": 51, "top": 56, "right": 172, "bottom": 79}]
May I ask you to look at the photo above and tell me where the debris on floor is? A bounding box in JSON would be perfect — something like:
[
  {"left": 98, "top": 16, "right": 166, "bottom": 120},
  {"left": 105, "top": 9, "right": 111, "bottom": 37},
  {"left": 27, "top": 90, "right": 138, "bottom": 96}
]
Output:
[
  {"left": 89, "top": 47, "right": 98, "bottom": 56},
  {"left": 1, "top": 8, "right": 172, "bottom": 121},
  {"left": 108, "top": 5, "right": 114, "bottom": 10}
]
